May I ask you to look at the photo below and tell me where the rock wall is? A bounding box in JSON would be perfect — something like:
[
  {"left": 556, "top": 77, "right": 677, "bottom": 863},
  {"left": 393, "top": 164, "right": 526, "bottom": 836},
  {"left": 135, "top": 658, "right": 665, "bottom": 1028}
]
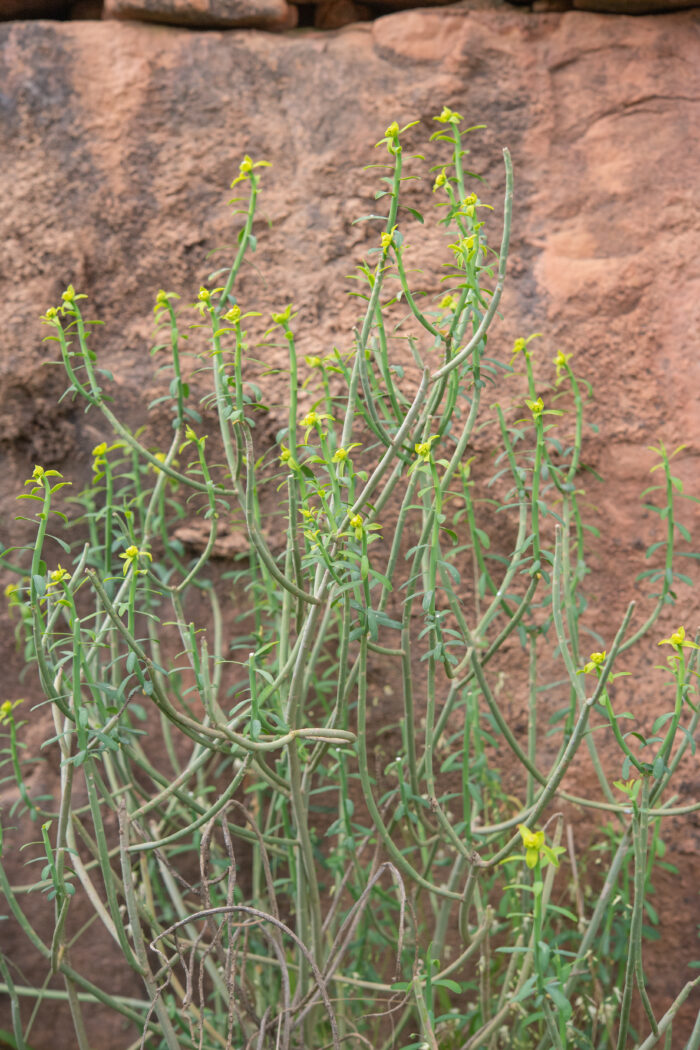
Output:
[
  {"left": 0, "top": 4, "right": 699, "bottom": 1047},
  {"left": 3, "top": 0, "right": 698, "bottom": 26}
]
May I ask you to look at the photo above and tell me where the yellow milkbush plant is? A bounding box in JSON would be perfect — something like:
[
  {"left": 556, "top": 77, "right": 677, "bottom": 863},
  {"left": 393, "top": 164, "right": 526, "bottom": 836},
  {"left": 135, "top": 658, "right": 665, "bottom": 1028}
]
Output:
[{"left": 1, "top": 112, "right": 699, "bottom": 1050}]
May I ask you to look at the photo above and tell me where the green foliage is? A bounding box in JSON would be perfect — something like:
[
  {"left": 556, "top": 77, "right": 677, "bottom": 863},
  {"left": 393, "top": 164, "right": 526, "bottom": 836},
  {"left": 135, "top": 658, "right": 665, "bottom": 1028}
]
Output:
[{"left": 1, "top": 113, "right": 699, "bottom": 1050}]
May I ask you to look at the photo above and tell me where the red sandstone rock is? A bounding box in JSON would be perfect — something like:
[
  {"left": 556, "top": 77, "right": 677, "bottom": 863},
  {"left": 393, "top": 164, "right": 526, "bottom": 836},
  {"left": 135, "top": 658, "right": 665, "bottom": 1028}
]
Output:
[
  {"left": 68, "top": 0, "right": 103, "bottom": 16},
  {"left": 362, "top": 0, "right": 459, "bottom": 6},
  {"left": 103, "top": 0, "right": 296, "bottom": 27},
  {"left": 0, "top": 9, "right": 699, "bottom": 1048},
  {"left": 0, "top": 0, "right": 68, "bottom": 17},
  {"left": 314, "top": 0, "right": 371, "bottom": 28},
  {"left": 573, "top": 0, "right": 697, "bottom": 9},
  {"left": 287, "top": 0, "right": 457, "bottom": 4}
]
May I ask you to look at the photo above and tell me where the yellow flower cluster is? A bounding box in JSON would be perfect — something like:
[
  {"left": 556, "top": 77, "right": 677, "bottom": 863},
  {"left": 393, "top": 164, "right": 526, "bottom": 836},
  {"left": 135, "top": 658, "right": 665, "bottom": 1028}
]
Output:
[
  {"left": 230, "top": 155, "right": 271, "bottom": 187},
  {"left": 518, "top": 824, "right": 545, "bottom": 869},
  {"left": 582, "top": 650, "right": 606, "bottom": 675},
  {"left": 658, "top": 626, "right": 699, "bottom": 652},
  {"left": 119, "top": 545, "right": 152, "bottom": 576},
  {"left": 434, "top": 106, "right": 463, "bottom": 125}
]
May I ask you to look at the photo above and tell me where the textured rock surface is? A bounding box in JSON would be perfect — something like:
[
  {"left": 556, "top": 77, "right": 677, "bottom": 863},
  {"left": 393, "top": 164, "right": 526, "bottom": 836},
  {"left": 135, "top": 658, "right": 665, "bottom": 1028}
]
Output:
[
  {"left": 68, "top": 0, "right": 104, "bottom": 16},
  {"left": 313, "top": 0, "right": 372, "bottom": 28},
  {"left": 4, "top": 0, "right": 699, "bottom": 22},
  {"left": 573, "top": 0, "right": 697, "bottom": 10},
  {"left": 287, "top": 0, "right": 460, "bottom": 5},
  {"left": 0, "top": 8, "right": 699, "bottom": 1047},
  {"left": 532, "top": 0, "right": 699, "bottom": 10},
  {"left": 360, "top": 0, "right": 464, "bottom": 6},
  {"left": 0, "top": 0, "right": 68, "bottom": 18},
  {"left": 104, "top": 0, "right": 296, "bottom": 27}
]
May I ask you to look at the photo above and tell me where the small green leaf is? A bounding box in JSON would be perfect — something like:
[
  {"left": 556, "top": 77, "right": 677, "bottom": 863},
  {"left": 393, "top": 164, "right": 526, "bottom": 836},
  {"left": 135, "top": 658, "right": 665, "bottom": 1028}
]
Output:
[
  {"left": 433, "top": 978, "right": 462, "bottom": 994},
  {"left": 546, "top": 982, "right": 572, "bottom": 1016}
]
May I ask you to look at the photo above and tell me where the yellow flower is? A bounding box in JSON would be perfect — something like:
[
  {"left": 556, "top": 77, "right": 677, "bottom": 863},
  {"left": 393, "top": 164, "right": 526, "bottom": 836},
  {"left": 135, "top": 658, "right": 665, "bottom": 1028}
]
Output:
[
  {"left": 119, "top": 545, "right": 152, "bottom": 575},
  {"left": 381, "top": 230, "right": 395, "bottom": 252},
  {"left": 658, "top": 626, "right": 699, "bottom": 652},
  {"left": 435, "top": 106, "right": 463, "bottom": 125},
  {"left": 271, "top": 304, "right": 294, "bottom": 326},
  {"left": 300, "top": 410, "right": 332, "bottom": 431},
  {"left": 230, "top": 156, "right": 271, "bottom": 186},
  {"left": 414, "top": 435, "right": 439, "bottom": 463},
  {"left": 223, "top": 306, "right": 241, "bottom": 324},
  {"left": 40, "top": 306, "right": 61, "bottom": 326},
  {"left": 511, "top": 333, "right": 542, "bottom": 363},
  {"left": 350, "top": 513, "right": 363, "bottom": 540},
  {"left": 149, "top": 451, "right": 177, "bottom": 476},
  {"left": 48, "top": 565, "right": 71, "bottom": 588},
  {"left": 450, "top": 235, "right": 475, "bottom": 262},
  {"left": 25, "top": 465, "right": 62, "bottom": 488},
  {"left": 554, "top": 350, "right": 572, "bottom": 378},
  {"left": 440, "top": 294, "right": 456, "bottom": 310},
  {"left": 525, "top": 397, "right": 544, "bottom": 421},
  {"left": 197, "top": 286, "right": 211, "bottom": 303},
  {"left": 332, "top": 443, "right": 360, "bottom": 465},
  {"left": 461, "top": 192, "right": 479, "bottom": 218},
  {"left": 0, "top": 699, "right": 23, "bottom": 725},
  {"left": 58, "top": 285, "right": 87, "bottom": 310},
  {"left": 432, "top": 169, "right": 447, "bottom": 192},
  {"left": 153, "top": 289, "right": 179, "bottom": 314},
  {"left": 582, "top": 650, "right": 607, "bottom": 674},
  {"left": 279, "top": 445, "right": 299, "bottom": 470},
  {"left": 517, "top": 824, "right": 545, "bottom": 869},
  {"left": 92, "top": 442, "right": 121, "bottom": 464},
  {"left": 376, "top": 119, "right": 418, "bottom": 153}
]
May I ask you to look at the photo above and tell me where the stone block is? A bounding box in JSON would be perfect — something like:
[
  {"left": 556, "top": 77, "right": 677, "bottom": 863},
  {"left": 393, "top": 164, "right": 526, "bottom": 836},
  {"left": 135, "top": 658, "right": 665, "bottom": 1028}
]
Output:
[{"left": 104, "top": 0, "right": 296, "bottom": 27}]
